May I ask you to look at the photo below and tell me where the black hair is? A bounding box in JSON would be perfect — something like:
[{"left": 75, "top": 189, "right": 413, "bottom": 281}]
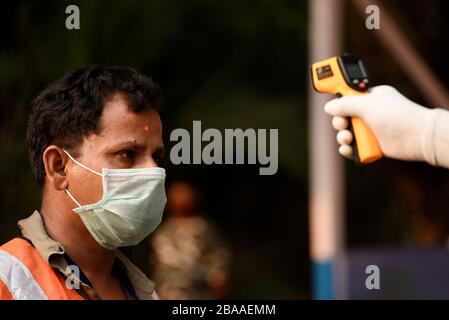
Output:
[{"left": 26, "top": 65, "right": 161, "bottom": 186}]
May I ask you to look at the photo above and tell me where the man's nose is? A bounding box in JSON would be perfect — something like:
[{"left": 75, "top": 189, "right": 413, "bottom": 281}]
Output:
[{"left": 142, "top": 156, "right": 158, "bottom": 168}]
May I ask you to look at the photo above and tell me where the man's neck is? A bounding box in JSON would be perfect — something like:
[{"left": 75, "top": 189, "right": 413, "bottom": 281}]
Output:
[{"left": 40, "top": 197, "right": 117, "bottom": 285}]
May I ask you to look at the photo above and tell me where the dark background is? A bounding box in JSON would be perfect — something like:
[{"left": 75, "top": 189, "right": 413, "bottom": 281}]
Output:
[{"left": 1, "top": 0, "right": 449, "bottom": 298}]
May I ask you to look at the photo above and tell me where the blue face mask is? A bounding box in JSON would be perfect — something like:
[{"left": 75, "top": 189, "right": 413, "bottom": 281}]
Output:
[{"left": 63, "top": 150, "right": 167, "bottom": 250}]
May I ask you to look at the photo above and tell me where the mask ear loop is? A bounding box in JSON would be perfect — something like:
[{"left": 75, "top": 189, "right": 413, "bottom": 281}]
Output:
[
  {"left": 62, "top": 149, "right": 103, "bottom": 177},
  {"left": 62, "top": 149, "right": 103, "bottom": 208},
  {"left": 65, "top": 189, "right": 82, "bottom": 207}
]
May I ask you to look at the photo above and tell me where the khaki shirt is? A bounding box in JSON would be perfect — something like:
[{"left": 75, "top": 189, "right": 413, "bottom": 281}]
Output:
[{"left": 18, "top": 211, "right": 158, "bottom": 300}]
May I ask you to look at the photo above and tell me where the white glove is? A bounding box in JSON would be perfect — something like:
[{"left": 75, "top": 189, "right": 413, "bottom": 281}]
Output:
[{"left": 324, "top": 85, "right": 449, "bottom": 169}]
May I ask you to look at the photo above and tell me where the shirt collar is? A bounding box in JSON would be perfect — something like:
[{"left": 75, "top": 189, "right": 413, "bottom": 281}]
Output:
[{"left": 18, "top": 210, "right": 156, "bottom": 299}]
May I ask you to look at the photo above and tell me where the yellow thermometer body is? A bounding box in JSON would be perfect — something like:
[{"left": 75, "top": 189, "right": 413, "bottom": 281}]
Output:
[{"left": 311, "top": 54, "right": 382, "bottom": 164}]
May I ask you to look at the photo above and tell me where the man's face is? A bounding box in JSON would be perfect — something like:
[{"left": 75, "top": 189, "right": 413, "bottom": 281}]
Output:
[{"left": 64, "top": 93, "right": 164, "bottom": 206}]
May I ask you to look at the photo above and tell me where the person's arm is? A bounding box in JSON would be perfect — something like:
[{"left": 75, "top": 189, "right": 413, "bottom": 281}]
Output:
[{"left": 324, "top": 85, "right": 449, "bottom": 169}]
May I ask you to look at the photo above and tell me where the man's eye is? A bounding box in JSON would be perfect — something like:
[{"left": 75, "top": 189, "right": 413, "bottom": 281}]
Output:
[{"left": 118, "top": 150, "right": 136, "bottom": 161}]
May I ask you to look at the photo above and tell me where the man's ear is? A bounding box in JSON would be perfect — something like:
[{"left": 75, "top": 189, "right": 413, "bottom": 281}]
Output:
[{"left": 42, "top": 146, "right": 69, "bottom": 190}]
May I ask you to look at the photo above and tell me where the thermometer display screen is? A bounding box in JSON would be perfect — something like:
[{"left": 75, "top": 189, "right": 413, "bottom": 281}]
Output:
[{"left": 345, "top": 62, "right": 366, "bottom": 79}]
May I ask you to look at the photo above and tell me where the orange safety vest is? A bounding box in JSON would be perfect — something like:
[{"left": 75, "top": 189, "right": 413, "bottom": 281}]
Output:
[{"left": 0, "top": 238, "right": 84, "bottom": 300}]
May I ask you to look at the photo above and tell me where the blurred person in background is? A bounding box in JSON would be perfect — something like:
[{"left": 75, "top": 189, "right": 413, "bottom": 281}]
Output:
[{"left": 150, "top": 181, "right": 232, "bottom": 299}]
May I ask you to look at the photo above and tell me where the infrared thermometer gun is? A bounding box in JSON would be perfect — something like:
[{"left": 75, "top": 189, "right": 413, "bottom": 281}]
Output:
[{"left": 311, "top": 53, "right": 382, "bottom": 164}]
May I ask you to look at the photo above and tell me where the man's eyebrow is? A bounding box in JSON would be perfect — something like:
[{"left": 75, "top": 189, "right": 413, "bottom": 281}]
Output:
[
  {"left": 106, "top": 140, "right": 165, "bottom": 157},
  {"left": 108, "top": 140, "right": 147, "bottom": 151}
]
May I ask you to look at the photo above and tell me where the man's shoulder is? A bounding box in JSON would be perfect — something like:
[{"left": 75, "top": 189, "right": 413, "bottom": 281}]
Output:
[
  {"left": 0, "top": 237, "right": 51, "bottom": 300},
  {"left": 0, "top": 237, "right": 39, "bottom": 266},
  {"left": 0, "top": 237, "right": 51, "bottom": 280},
  {"left": 1, "top": 237, "right": 34, "bottom": 252}
]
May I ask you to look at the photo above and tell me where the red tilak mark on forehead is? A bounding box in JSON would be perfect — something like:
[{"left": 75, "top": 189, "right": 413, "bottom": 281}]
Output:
[{"left": 144, "top": 125, "right": 149, "bottom": 132}]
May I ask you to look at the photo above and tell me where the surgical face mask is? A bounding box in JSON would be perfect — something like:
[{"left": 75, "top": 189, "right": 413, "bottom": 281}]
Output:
[{"left": 63, "top": 150, "right": 167, "bottom": 250}]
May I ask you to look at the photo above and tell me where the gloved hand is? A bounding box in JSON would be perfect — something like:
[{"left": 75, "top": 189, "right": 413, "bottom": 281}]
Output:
[{"left": 324, "top": 85, "right": 449, "bottom": 169}]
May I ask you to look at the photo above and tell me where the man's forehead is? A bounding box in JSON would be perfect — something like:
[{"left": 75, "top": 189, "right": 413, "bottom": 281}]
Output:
[
  {"left": 102, "top": 138, "right": 165, "bottom": 155},
  {"left": 100, "top": 94, "right": 161, "bottom": 130},
  {"left": 84, "top": 126, "right": 164, "bottom": 155},
  {"left": 84, "top": 94, "right": 163, "bottom": 149}
]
